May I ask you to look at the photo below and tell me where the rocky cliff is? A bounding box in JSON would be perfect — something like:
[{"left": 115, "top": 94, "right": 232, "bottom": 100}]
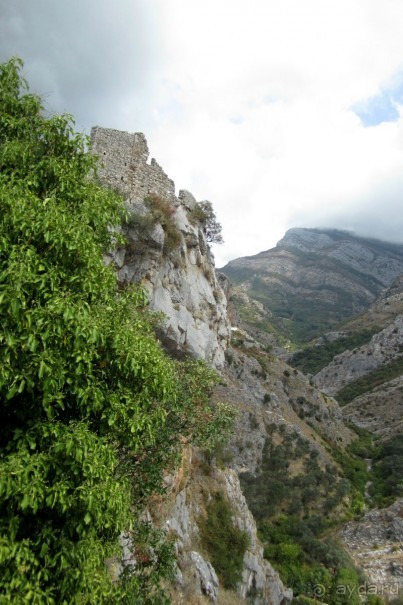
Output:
[
  {"left": 340, "top": 499, "right": 403, "bottom": 598},
  {"left": 91, "top": 127, "right": 230, "bottom": 369},
  {"left": 158, "top": 449, "right": 292, "bottom": 605},
  {"left": 91, "top": 128, "right": 291, "bottom": 605}
]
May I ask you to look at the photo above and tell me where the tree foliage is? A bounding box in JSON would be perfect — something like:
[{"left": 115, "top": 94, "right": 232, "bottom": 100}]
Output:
[
  {"left": 193, "top": 200, "right": 224, "bottom": 244},
  {"left": 0, "top": 58, "right": 234, "bottom": 603}
]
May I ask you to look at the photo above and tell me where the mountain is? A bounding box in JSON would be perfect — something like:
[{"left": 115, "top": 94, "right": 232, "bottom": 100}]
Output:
[
  {"left": 289, "top": 275, "right": 403, "bottom": 442},
  {"left": 288, "top": 278, "right": 403, "bottom": 592},
  {"left": 5, "top": 59, "right": 402, "bottom": 604},
  {"left": 220, "top": 228, "right": 403, "bottom": 346}
]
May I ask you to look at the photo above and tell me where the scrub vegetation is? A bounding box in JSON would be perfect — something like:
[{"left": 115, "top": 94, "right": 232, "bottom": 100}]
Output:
[
  {"left": 239, "top": 422, "right": 388, "bottom": 605},
  {"left": 290, "top": 328, "right": 379, "bottom": 375},
  {"left": 200, "top": 491, "right": 249, "bottom": 589}
]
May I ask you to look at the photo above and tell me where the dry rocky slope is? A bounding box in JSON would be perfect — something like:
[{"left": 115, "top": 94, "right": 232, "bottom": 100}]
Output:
[
  {"left": 310, "top": 278, "right": 403, "bottom": 441},
  {"left": 223, "top": 230, "right": 403, "bottom": 597},
  {"left": 340, "top": 500, "right": 403, "bottom": 597},
  {"left": 302, "top": 277, "right": 403, "bottom": 593},
  {"left": 314, "top": 312, "right": 403, "bottom": 395},
  {"left": 220, "top": 228, "right": 403, "bottom": 346}
]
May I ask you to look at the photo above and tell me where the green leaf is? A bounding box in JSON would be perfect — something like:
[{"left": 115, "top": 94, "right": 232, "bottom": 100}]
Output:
[
  {"left": 38, "top": 360, "right": 47, "bottom": 379},
  {"left": 84, "top": 512, "right": 91, "bottom": 525}
]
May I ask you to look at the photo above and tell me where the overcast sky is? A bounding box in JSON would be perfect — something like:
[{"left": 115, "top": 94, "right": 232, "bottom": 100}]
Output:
[{"left": 2, "top": 0, "right": 403, "bottom": 266}]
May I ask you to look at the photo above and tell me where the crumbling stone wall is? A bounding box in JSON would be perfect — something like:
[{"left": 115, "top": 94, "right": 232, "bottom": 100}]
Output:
[{"left": 91, "top": 127, "right": 176, "bottom": 203}]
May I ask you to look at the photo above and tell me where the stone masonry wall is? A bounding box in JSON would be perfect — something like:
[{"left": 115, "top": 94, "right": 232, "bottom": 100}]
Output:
[{"left": 91, "top": 127, "right": 176, "bottom": 203}]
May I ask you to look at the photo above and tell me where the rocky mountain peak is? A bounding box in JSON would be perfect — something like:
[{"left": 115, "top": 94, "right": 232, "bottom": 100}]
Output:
[
  {"left": 276, "top": 227, "right": 336, "bottom": 251},
  {"left": 221, "top": 228, "right": 403, "bottom": 345},
  {"left": 277, "top": 228, "right": 403, "bottom": 286}
]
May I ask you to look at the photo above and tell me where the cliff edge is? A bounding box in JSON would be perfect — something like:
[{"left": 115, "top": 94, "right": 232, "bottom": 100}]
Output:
[{"left": 91, "top": 126, "right": 230, "bottom": 368}]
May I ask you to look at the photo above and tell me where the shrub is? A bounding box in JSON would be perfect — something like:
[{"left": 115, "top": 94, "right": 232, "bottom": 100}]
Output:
[
  {"left": 190, "top": 200, "right": 224, "bottom": 244},
  {"left": 200, "top": 492, "right": 249, "bottom": 588},
  {"left": 371, "top": 435, "right": 403, "bottom": 504},
  {"left": 260, "top": 517, "right": 363, "bottom": 604},
  {"left": 144, "top": 194, "right": 182, "bottom": 252},
  {"left": 125, "top": 194, "right": 181, "bottom": 253}
]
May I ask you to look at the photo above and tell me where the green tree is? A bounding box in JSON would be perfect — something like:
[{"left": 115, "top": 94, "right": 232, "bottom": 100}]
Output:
[
  {"left": 0, "top": 58, "right": 233, "bottom": 604},
  {"left": 194, "top": 200, "right": 224, "bottom": 244}
]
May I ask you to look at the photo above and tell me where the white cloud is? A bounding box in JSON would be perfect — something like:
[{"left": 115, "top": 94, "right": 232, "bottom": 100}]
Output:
[{"left": 2, "top": 0, "right": 403, "bottom": 266}]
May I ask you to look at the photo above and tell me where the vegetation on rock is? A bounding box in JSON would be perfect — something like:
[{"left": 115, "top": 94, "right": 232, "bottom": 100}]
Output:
[
  {"left": 260, "top": 516, "right": 364, "bottom": 605},
  {"left": 335, "top": 357, "right": 403, "bottom": 405},
  {"left": 238, "top": 418, "right": 380, "bottom": 604},
  {"left": 290, "top": 328, "right": 379, "bottom": 375},
  {"left": 371, "top": 435, "right": 403, "bottom": 504},
  {"left": 190, "top": 200, "right": 224, "bottom": 244},
  {"left": 200, "top": 491, "right": 249, "bottom": 589}
]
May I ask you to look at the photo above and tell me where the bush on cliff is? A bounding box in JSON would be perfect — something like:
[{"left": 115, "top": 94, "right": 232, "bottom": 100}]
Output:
[
  {"left": 200, "top": 491, "right": 249, "bottom": 589},
  {"left": 0, "top": 58, "right": 233, "bottom": 604}
]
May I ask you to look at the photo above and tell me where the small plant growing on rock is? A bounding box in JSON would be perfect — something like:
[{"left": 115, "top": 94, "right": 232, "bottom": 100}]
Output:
[
  {"left": 190, "top": 200, "right": 224, "bottom": 244},
  {"left": 200, "top": 492, "right": 249, "bottom": 589},
  {"left": 144, "top": 193, "right": 182, "bottom": 252}
]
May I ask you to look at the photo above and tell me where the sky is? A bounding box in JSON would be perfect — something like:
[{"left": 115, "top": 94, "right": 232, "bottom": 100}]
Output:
[{"left": 2, "top": 0, "right": 403, "bottom": 267}]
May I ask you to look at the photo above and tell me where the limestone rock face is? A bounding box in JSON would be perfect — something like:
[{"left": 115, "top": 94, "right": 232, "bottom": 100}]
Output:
[
  {"left": 190, "top": 551, "right": 219, "bottom": 602},
  {"left": 91, "top": 127, "right": 230, "bottom": 368},
  {"left": 314, "top": 314, "right": 403, "bottom": 395},
  {"left": 163, "top": 450, "right": 292, "bottom": 605},
  {"left": 277, "top": 228, "right": 403, "bottom": 286},
  {"left": 222, "top": 471, "right": 293, "bottom": 605},
  {"left": 340, "top": 499, "right": 403, "bottom": 597}
]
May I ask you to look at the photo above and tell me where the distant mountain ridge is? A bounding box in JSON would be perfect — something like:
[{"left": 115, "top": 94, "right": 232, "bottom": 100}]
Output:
[{"left": 221, "top": 228, "right": 403, "bottom": 345}]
